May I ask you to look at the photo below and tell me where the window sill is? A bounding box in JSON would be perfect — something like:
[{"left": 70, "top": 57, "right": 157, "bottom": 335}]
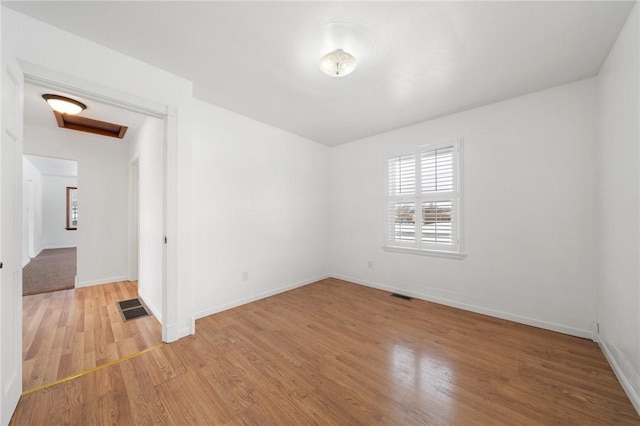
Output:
[{"left": 382, "top": 245, "right": 467, "bottom": 260}]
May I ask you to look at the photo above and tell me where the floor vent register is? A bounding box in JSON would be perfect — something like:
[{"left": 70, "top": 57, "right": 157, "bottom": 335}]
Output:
[{"left": 117, "top": 298, "right": 151, "bottom": 321}]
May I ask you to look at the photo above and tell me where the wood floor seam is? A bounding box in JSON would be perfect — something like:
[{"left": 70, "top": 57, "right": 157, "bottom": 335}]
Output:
[{"left": 22, "top": 343, "right": 165, "bottom": 397}]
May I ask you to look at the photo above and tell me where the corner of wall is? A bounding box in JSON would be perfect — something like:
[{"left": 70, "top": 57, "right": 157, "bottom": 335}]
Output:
[{"left": 595, "top": 330, "right": 640, "bottom": 414}]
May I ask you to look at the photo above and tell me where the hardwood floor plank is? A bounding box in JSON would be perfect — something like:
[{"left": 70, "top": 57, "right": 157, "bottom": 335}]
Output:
[
  {"left": 119, "top": 356, "right": 171, "bottom": 426},
  {"left": 135, "top": 345, "right": 187, "bottom": 387},
  {"left": 155, "top": 368, "right": 234, "bottom": 425},
  {"left": 12, "top": 279, "right": 639, "bottom": 425}
]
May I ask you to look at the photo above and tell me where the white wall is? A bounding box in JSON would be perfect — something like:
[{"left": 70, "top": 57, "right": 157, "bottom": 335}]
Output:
[
  {"left": 21, "top": 156, "right": 42, "bottom": 266},
  {"left": 190, "top": 98, "right": 330, "bottom": 318},
  {"left": 330, "top": 78, "right": 598, "bottom": 338},
  {"left": 596, "top": 3, "right": 640, "bottom": 412},
  {"left": 24, "top": 125, "right": 129, "bottom": 287},
  {"left": 129, "top": 117, "right": 164, "bottom": 321},
  {"left": 41, "top": 175, "right": 77, "bottom": 249}
]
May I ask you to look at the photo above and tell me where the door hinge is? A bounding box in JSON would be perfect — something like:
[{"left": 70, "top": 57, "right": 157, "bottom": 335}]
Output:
[
  {"left": 0, "top": 262, "right": 3, "bottom": 269},
  {"left": 164, "top": 236, "right": 167, "bottom": 244}
]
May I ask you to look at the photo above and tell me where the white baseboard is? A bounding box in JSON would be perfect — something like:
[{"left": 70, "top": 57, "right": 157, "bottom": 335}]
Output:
[
  {"left": 76, "top": 275, "right": 129, "bottom": 288},
  {"left": 192, "top": 274, "right": 330, "bottom": 321},
  {"left": 22, "top": 247, "right": 45, "bottom": 267},
  {"left": 595, "top": 330, "right": 640, "bottom": 415},
  {"left": 178, "top": 324, "right": 193, "bottom": 340},
  {"left": 137, "top": 290, "right": 191, "bottom": 342},
  {"left": 331, "top": 273, "right": 592, "bottom": 339},
  {"left": 42, "top": 244, "right": 77, "bottom": 250},
  {"left": 166, "top": 323, "right": 183, "bottom": 343},
  {"left": 137, "top": 289, "right": 162, "bottom": 323}
]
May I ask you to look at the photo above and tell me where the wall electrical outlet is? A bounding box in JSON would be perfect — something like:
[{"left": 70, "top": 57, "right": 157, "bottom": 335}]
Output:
[
  {"left": 368, "top": 261, "right": 373, "bottom": 269},
  {"left": 242, "top": 272, "right": 248, "bottom": 281}
]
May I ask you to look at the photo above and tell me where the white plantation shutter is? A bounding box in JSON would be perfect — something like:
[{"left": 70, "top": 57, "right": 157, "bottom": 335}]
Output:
[
  {"left": 421, "top": 201, "right": 454, "bottom": 245},
  {"left": 385, "top": 140, "right": 462, "bottom": 254},
  {"left": 387, "top": 202, "right": 415, "bottom": 242},
  {"left": 388, "top": 154, "right": 415, "bottom": 195},
  {"left": 421, "top": 147, "right": 454, "bottom": 193}
]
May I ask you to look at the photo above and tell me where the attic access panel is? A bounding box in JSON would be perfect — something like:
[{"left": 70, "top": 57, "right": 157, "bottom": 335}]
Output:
[{"left": 53, "top": 111, "right": 128, "bottom": 139}]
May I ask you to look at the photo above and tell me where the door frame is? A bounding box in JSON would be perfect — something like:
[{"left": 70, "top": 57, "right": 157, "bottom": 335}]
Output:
[
  {"left": 21, "top": 62, "right": 179, "bottom": 343},
  {"left": 1, "top": 44, "right": 25, "bottom": 426},
  {"left": 27, "top": 178, "right": 35, "bottom": 259},
  {"left": 129, "top": 158, "right": 139, "bottom": 282}
]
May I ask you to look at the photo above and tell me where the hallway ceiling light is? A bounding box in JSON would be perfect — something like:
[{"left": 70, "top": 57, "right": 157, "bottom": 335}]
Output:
[
  {"left": 319, "top": 49, "right": 357, "bottom": 77},
  {"left": 42, "top": 94, "right": 87, "bottom": 115}
]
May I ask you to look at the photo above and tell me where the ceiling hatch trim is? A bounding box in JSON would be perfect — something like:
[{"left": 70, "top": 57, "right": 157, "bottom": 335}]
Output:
[{"left": 53, "top": 110, "right": 128, "bottom": 139}]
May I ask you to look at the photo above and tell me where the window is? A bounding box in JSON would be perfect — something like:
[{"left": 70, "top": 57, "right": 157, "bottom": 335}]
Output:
[
  {"left": 66, "top": 186, "right": 78, "bottom": 230},
  {"left": 384, "top": 139, "right": 464, "bottom": 258}
]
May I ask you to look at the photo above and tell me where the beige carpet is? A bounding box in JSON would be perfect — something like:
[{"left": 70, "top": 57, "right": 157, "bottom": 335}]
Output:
[{"left": 22, "top": 248, "right": 76, "bottom": 296}]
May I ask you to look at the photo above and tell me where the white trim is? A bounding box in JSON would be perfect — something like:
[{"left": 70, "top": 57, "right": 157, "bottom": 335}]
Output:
[
  {"left": 457, "top": 140, "right": 465, "bottom": 253},
  {"left": 167, "top": 323, "right": 183, "bottom": 343},
  {"left": 40, "top": 173, "right": 77, "bottom": 178},
  {"left": 192, "top": 274, "right": 330, "bottom": 320},
  {"left": 128, "top": 158, "right": 139, "bottom": 282},
  {"left": 595, "top": 330, "right": 640, "bottom": 415},
  {"left": 76, "top": 275, "right": 129, "bottom": 288},
  {"left": 41, "top": 244, "right": 77, "bottom": 250},
  {"left": 138, "top": 289, "right": 161, "bottom": 323},
  {"left": 331, "top": 273, "right": 592, "bottom": 339},
  {"left": 189, "top": 317, "right": 196, "bottom": 336},
  {"left": 162, "top": 108, "right": 179, "bottom": 343},
  {"left": 21, "top": 258, "right": 30, "bottom": 268},
  {"left": 179, "top": 323, "right": 193, "bottom": 339},
  {"left": 382, "top": 245, "right": 467, "bottom": 259},
  {"left": 20, "top": 62, "right": 167, "bottom": 118}
]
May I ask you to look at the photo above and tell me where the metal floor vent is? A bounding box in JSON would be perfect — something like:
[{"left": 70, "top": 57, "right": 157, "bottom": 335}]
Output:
[
  {"left": 391, "top": 293, "right": 413, "bottom": 301},
  {"left": 117, "top": 298, "right": 151, "bottom": 321}
]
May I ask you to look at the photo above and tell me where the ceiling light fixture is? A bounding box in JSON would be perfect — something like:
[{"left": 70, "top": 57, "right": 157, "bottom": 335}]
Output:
[
  {"left": 42, "top": 94, "right": 87, "bottom": 115},
  {"left": 319, "top": 49, "right": 357, "bottom": 77}
]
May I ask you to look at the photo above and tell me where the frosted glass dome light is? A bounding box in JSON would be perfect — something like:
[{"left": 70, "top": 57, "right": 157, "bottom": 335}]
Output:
[
  {"left": 319, "top": 49, "right": 357, "bottom": 77},
  {"left": 42, "top": 94, "right": 87, "bottom": 115}
]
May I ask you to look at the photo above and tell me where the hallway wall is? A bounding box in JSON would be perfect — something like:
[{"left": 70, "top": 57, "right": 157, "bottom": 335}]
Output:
[
  {"left": 21, "top": 157, "right": 42, "bottom": 267},
  {"left": 24, "top": 125, "right": 129, "bottom": 287}
]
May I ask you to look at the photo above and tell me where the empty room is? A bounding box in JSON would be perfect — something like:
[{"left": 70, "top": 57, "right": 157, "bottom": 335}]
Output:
[{"left": 1, "top": 1, "right": 639, "bottom": 425}]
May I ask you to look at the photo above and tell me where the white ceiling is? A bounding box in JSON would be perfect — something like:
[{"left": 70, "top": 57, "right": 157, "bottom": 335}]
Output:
[
  {"left": 23, "top": 82, "right": 148, "bottom": 142},
  {"left": 24, "top": 154, "right": 77, "bottom": 178},
  {"left": 6, "top": 1, "right": 635, "bottom": 146}
]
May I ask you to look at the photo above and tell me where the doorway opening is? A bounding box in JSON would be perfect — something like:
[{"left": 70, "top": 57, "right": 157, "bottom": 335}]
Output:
[
  {"left": 21, "top": 154, "right": 77, "bottom": 296},
  {"left": 20, "top": 77, "right": 170, "bottom": 392}
]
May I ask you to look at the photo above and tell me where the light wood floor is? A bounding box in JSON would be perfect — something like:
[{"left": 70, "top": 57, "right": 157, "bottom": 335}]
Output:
[
  {"left": 12, "top": 278, "right": 638, "bottom": 425},
  {"left": 22, "top": 280, "right": 162, "bottom": 391}
]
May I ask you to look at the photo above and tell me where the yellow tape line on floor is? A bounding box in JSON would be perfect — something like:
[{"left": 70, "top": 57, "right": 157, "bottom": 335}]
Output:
[{"left": 22, "top": 343, "right": 166, "bottom": 396}]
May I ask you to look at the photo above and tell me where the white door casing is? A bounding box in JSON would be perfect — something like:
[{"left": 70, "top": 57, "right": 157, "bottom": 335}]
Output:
[
  {"left": 0, "top": 46, "right": 24, "bottom": 426},
  {"left": 28, "top": 179, "right": 35, "bottom": 259},
  {"left": 22, "top": 62, "right": 180, "bottom": 342}
]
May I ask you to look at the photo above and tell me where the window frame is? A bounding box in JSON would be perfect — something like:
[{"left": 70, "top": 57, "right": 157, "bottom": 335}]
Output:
[
  {"left": 66, "top": 186, "right": 78, "bottom": 231},
  {"left": 383, "top": 139, "right": 465, "bottom": 259}
]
